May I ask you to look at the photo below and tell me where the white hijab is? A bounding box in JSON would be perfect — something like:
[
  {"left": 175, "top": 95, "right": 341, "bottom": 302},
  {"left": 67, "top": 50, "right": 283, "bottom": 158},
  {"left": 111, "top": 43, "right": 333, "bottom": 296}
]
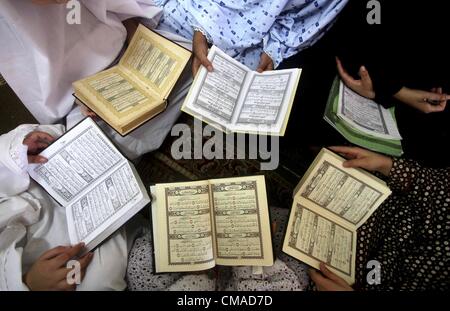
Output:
[{"left": 0, "top": 0, "right": 162, "bottom": 124}]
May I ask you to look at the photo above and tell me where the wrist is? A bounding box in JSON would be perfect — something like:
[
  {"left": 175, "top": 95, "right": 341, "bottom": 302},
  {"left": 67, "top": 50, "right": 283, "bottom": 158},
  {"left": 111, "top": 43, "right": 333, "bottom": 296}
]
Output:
[{"left": 378, "top": 156, "right": 393, "bottom": 177}]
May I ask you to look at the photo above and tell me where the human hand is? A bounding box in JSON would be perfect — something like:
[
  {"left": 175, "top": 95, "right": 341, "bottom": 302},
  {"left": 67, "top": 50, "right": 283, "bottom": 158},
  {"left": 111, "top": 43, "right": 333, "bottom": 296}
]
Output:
[
  {"left": 256, "top": 52, "right": 274, "bottom": 73},
  {"left": 192, "top": 31, "right": 213, "bottom": 77},
  {"left": 336, "top": 57, "right": 375, "bottom": 99},
  {"left": 24, "top": 243, "right": 94, "bottom": 291},
  {"left": 78, "top": 104, "right": 97, "bottom": 118},
  {"left": 329, "top": 146, "right": 393, "bottom": 177},
  {"left": 23, "top": 131, "right": 55, "bottom": 164},
  {"left": 394, "top": 87, "right": 448, "bottom": 114},
  {"left": 309, "top": 263, "right": 353, "bottom": 291}
]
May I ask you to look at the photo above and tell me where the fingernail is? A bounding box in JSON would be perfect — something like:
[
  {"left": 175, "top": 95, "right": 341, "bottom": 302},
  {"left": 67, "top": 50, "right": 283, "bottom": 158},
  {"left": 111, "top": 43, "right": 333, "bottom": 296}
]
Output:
[{"left": 207, "top": 66, "right": 213, "bottom": 72}]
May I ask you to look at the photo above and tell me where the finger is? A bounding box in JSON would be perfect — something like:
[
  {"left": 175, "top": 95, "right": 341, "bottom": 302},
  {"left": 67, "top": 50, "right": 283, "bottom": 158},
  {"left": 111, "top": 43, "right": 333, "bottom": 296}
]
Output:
[
  {"left": 199, "top": 56, "right": 213, "bottom": 72},
  {"left": 319, "top": 263, "right": 347, "bottom": 285},
  {"left": 52, "top": 243, "right": 85, "bottom": 267},
  {"left": 29, "top": 142, "right": 51, "bottom": 152},
  {"left": 33, "top": 132, "right": 55, "bottom": 144},
  {"left": 359, "top": 66, "right": 373, "bottom": 87},
  {"left": 425, "top": 101, "right": 446, "bottom": 113},
  {"left": 329, "top": 146, "right": 362, "bottom": 158},
  {"left": 40, "top": 246, "right": 70, "bottom": 260},
  {"left": 422, "top": 91, "right": 448, "bottom": 102},
  {"left": 336, "top": 57, "right": 360, "bottom": 87},
  {"left": 308, "top": 268, "right": 335, "bottom": 291},
  {"left": 342, "top": 158, "right": 369, "bottom": 169},
  {"left": 78, "top": 252, "right": 94, "bottom": 270},
  {"left": 28, "top": 155, "right": 48, "bottom": 164}
]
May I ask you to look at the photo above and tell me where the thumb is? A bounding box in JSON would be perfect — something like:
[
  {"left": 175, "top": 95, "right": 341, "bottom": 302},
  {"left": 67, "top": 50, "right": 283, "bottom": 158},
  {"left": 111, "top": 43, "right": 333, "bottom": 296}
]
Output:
[
  {"left": 197, "top": 54, "right": 213, "bottom": 72},
  {"left": 359, "top": 66, "right": 372, "bottom": 84}
]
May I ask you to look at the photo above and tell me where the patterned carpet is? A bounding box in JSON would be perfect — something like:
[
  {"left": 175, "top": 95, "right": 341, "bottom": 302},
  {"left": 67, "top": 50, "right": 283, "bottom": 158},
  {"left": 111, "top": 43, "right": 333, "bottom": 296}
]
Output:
[{"left": 136, "top": 114, "right": 315, "bottom": 210}]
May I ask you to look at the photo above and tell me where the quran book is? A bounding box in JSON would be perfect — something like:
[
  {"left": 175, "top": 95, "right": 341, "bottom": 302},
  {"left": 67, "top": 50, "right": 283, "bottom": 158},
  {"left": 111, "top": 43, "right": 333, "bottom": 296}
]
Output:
[
  {"left": 73, "top": 24, "right": 191, "bottom": 136},
  {"left": 282, "top": 148, "right": 392, "bottom": 284},
  {"left": 324, "top": 78, "right": 403, "bottom": 157},
  {"left": 151, "top": 175, "right": 274, "bottom": 272},
  {"left": 27, "top": 118, "right": 150, "bottom": 252},
  {"left": 181, "top": 45, "right": 301, "bottom": 136}
]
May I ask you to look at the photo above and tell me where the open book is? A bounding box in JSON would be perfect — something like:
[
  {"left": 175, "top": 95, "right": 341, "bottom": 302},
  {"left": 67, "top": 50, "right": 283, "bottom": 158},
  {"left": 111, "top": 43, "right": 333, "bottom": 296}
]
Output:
[
  {"left": 27, "top": 118, "right": 150, "bottom": 252},
  {"left": 282, "top": 148, "right": 392, "bottom": 284},
  {"left": 73, "top": 24, "right": 191, "bottom": 136},
  {"left": 182, "top": 46, "right": 301, "bottom": 136},
  {"left": 151, "top": 175, "right": 273, "bottom": 272},
  {"left": 324, "top": 78, "right": 403, "bottom": 157}
]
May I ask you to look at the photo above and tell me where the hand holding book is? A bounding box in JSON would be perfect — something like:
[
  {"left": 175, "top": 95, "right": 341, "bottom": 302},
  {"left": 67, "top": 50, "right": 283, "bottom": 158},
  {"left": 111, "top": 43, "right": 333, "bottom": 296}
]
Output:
[{"left": 329, "top": 146, "right": 393, "bottom": 177}]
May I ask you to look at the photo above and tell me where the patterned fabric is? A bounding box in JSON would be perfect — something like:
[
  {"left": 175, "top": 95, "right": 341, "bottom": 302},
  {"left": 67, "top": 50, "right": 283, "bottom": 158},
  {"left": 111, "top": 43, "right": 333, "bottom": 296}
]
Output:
[
  {"left": 355, "top": 158, "right": 450, "bottom": 290},
  {"left": 150, "top": 0, "right": 348, "bottom": 69},
  {"left": 126, "top": 207, "right": 310, "bottom": 291}
]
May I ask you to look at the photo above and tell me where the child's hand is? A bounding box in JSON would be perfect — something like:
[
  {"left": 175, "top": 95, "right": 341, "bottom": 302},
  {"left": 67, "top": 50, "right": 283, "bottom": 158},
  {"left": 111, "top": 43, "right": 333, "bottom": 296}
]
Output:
[
  {"left": 192, "top": 31, "right": 213, "bottom": 77},
  {"left": 23, "top": 131, "right": 55, "bottom": 164},
  {"left": 329, "top": 146, "right": 393, "bottom": 177},
  {"left": 394, "top": 87, "right": 448, "bottom": 114},
  {"left": 256, "top": 52, "right": 274, "bottom": 73},
  {"left": 24, "top": 243, "right": 94, "bottom": 291},
  {"left": 336, "top": 57, "right": 375, "bottom": 99},
  {"left": 309, "top": 263, "right": 353, "bottom": 291}
]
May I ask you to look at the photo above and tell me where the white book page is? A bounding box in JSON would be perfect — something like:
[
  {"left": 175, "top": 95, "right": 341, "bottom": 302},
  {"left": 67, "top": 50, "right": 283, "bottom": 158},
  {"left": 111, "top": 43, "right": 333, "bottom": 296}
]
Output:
[
  {"left": 182, "top": 46, "right": 250, "bottom": 130},
  {"left": 65, "top": 162, "right": 147, "bottom": 250},
  {"left": 337, "top": 82, "right": 402, "bottom": 140},
  {"left": 27, "top": 118, "right": 126, "bottom": 206},
  {"left": 231, "top": 69, "right": 299, "bottom": 134}
]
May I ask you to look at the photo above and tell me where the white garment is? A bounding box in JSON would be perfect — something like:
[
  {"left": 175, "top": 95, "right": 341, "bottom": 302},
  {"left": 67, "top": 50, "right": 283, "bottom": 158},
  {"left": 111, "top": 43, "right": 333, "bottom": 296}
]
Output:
[
  {"left": 0, "top": 0, "right": 193, "bottom": 159},
  {"left": 0, "top": 125, "right": 135, "bottom": 291},
  {"left": 0, "top": 0, "right": 162, "bottom": 124}
]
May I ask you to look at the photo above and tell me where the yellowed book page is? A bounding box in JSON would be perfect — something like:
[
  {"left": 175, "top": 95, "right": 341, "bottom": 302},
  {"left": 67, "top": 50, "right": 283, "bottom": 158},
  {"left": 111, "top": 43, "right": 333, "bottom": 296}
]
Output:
[
  {"left": 294, "top": 148, "right": 391, "bottom": 228},
  {"left": 73, "top": 67, "right": 161, "bottom": 128},
  {"left": 120, "top": 24, "right": 191, "bottom": 99},
  {"left": 151, "top": 181, "right": 216, "bottom": 273},
  {"left": 209, "top": 175, "right": 273, "bottom": 267},
  {"left": 282, "top": 201, "right": 356, "bottom": 284}
]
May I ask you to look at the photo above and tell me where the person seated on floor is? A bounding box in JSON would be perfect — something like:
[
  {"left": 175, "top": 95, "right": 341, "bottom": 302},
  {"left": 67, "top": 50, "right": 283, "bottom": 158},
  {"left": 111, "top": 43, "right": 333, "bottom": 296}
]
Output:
[
  {"left": 333, "top": 1, "right": 449, "bottom": 168},
  {"left": 147, "top": 0, "right": 348, "bottom": 76},
  {"left": 309, "top": 146, "right": 449, "bottom": 291},
  {"left": 0, "top": 0, "right": 192, "bottom": 160},
  {"left": 0, "top": 124, "right": 141, "bottom": 290}
]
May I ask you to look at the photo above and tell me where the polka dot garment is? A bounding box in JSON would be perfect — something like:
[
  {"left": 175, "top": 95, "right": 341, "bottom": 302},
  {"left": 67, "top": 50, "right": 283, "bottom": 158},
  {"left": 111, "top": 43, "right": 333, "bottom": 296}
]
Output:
[{"left": 355, "top": 158, "right": 449, "bottom": 290}]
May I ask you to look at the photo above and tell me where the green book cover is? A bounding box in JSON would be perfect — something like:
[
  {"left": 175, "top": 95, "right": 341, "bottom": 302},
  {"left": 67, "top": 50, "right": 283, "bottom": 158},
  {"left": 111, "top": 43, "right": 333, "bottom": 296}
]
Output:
[{"left": 324, "top": 77, "right": 403, "bottom": 157}]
